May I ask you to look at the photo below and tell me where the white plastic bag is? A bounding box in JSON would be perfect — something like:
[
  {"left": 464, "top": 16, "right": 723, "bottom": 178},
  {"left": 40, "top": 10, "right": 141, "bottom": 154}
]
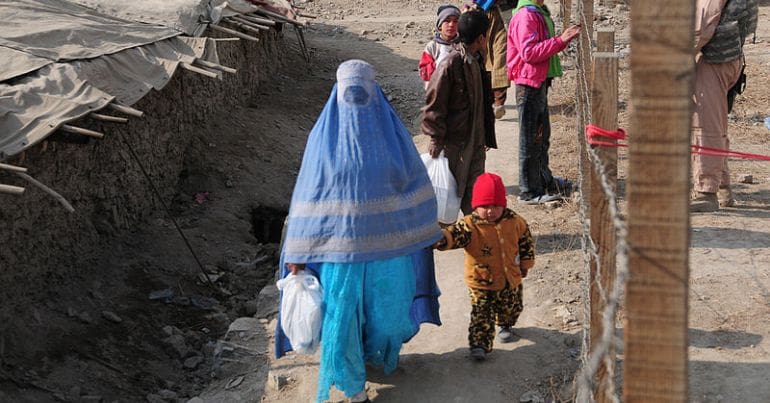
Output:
[
  {"left": 421, "top": 152, "right": 461, "bottom": 224},
  {"left": 277, "top": 271, "right": 323, "bottom": 354}
]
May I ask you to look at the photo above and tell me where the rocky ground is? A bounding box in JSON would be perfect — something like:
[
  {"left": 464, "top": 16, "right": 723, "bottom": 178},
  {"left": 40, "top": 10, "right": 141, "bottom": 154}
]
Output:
[{"left": 2, "top": 1, "right": 769, "bottom": 402}]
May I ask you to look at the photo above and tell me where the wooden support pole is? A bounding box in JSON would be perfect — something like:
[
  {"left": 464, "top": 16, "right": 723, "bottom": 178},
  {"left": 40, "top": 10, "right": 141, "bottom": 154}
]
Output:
[
  {"left": 90, "top": 113, "right": 128, "bottom": 123},
  {"left": 230, "top": 16, "right": 271, "bottom": 31},
  {"left": 209, "top": 24, "right": 260, "bottom": 42},
  {"left": 108, "top": 103, "right": 144, "bottom": 118},
  {"left": 251, "top": 9, "right": 303, "bottom": 26},
  {"left": 237, "top": 14, "right": 276, "bottom": 27},
  {"left": 589, "top": 29, "right": 618, "bottom": 403},
  {"left": 225, "top": 18, "right": 268, "bottom": 35},
  {"left": 179, "top": 62, "right": 220, "bottom": 79},
  {"left": 561, "top": 0, "right": 572, "bottom": 27},
  {"left": 60, "top": 124, "right": 104, "bottom": 139},
  {"left": 0, "top": 162, "right": 28, "bottom": 173},
  {"left": 193, "top": 59, "right": 237, "bottom": 74},
  {"left": 576, "top": 0, "right": 594, "bottom": 204},
  {"left": 624, "top": 1, "right": 694, "bottom": 401},
  {"left": 0, "top": 184, "right": 25, "bottom": 195},
  {"left": 15, "top": 172, "right": 75, "bottom": 212}
]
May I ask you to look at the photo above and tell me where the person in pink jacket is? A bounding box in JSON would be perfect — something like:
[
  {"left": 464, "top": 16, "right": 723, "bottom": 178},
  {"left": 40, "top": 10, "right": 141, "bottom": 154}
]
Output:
[{"left": 507, "top": 0, "right": 580, "bottom": 204}]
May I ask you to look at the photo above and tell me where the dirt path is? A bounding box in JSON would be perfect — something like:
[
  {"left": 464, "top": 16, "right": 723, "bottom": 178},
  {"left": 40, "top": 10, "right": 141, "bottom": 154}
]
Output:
[{"left": 260, "top": 1, "right": 770, "bottom": 402}]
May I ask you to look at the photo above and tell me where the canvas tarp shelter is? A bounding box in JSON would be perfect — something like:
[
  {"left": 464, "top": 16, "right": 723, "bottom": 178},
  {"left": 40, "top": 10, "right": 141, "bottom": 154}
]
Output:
[{"left": 0, "top": 0, "right": 263, "bottom": 160}]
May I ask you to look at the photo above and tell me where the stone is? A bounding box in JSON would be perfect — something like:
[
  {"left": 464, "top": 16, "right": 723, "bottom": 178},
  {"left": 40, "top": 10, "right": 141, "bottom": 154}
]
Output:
[
  {"left": 739, "top": 174, "right": 753, "bottom": 184},
  {"left": 186, "top": 398, "right": 205, "bottom": 403},
  {"left": 146, "top": 394, "right": 165, "bottom": 403},
  {"left": 163, "top": 334, "right": 190, "bottom": 358},
  {"left": 519, "top": 390, "right": 545, "bottom": 403},
  {"left": 242, "top": 299, "right": 259, "bottom": 316},
  {"left": 101, "top": 311, "right": 122, "bottom": 323},
  {"left": 267, "top": 371, "right": 291, "bottom": 390},
  {"left": 77, "top": 312, "right": 94, "bottom": 324},
  {"left": 256, "top": 285, "right": 279, "bottom": 319},
  {"left": 184, "top": 355, "right": 204, "bottom": 370},
  {"left": 157, "top": 389, "right": 178, "bottom": 400}
]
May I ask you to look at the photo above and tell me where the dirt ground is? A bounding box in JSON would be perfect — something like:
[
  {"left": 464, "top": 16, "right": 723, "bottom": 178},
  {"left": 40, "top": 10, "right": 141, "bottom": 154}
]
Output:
[{"left": 2, "top": 1, "right": 768, "bottom": 402}]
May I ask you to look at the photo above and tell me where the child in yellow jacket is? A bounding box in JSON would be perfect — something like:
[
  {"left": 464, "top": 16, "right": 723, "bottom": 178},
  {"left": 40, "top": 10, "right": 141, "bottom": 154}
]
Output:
[{"left": 434, "top": 172, "right": 535, "bottom": 361}]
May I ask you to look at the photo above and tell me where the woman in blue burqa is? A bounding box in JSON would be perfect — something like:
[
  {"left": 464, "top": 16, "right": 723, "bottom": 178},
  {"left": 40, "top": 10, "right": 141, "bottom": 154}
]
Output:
[{"left": 275, "top": 59, "right": 444, "bottom": 403}]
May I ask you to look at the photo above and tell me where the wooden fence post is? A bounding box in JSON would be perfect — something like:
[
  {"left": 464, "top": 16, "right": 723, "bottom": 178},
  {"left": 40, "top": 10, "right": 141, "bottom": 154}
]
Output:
[
  {"left": 624, "top": 1, "right": 694, "bottom": 402},
  {"left": 589, "top": 28, "right": 618, "bottom": 403}
]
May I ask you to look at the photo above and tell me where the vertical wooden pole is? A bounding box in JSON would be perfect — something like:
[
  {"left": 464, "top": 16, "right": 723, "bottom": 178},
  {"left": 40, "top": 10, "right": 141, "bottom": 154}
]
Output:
[
  {"left": 589, "top": 28, "right": 618, "bottom": 403},
  {"left": 625, "top": 1, "right": 693, "bottom": 402},
  {"left": 576, "top": 0, "right": 594, "bottom": 205},
  {"left": 561, "top": 0, "right": 572, "bottom": 28}
]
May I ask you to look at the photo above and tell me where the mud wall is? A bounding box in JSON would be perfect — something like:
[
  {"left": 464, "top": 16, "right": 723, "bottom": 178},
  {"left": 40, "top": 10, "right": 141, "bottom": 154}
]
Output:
[{"left": 0, "top": 29, "right": 287, "bottom": 307}]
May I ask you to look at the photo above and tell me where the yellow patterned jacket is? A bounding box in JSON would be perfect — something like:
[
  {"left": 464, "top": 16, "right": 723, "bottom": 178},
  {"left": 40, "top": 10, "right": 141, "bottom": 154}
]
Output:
[{"left": 437, "top": 208, "right": 535, "bottom": 290}]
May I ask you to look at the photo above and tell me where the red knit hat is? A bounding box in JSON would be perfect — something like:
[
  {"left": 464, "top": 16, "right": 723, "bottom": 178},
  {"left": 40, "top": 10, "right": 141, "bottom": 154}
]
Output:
[{"left": 472, "top": 173, "right": 507, "bottom": 209}]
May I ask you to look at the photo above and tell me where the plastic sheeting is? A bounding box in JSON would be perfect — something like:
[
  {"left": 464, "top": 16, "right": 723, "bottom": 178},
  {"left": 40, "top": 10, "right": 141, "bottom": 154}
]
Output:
[
  {"left": 0, "top": 36, "right": 217, "bottom": 159},
  {"left": 68, "top": 0, "right": 262, "bottom": 36},
  {"left": 0, "top": 0, "right": 180, "bottom": 74}
]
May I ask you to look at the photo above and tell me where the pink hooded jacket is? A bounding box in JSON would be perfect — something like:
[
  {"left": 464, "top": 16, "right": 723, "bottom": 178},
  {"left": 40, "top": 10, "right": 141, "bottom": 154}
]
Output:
[{"left": 506, "top": 5, "right": 566, "bottom": 88}]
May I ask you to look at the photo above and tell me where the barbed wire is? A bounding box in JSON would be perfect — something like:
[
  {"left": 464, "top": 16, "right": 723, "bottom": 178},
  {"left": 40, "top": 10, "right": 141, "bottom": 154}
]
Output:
[{"left": 570, "top": 2, "right": 627, "bottom": 402}]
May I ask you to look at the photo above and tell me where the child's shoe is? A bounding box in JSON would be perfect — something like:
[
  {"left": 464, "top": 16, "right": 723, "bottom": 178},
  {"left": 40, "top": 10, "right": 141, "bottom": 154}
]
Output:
[
  {"left": 497, "top": 326, "right": 518, "bottom": 343},
  {"left": 470, "top": 347, "right": 486, "bottom": 361}
]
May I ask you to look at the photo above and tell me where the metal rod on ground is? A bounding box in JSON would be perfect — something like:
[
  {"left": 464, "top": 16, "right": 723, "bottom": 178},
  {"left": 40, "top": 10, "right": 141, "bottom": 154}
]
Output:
[
  {"left": 0, "top": 184, "right": 25, "bottom": 195},
  {"left": 61, "top": 124, "right": 104, "bottom": 139},
  {"left": 90, "top": 113, "right": 129, "bottom": 123},
  {"left": 15, "top": 172, "right": 74, "bottom": 212},
  {"left": 589, "top": 29, "right": 618, "bottom": 403},
  {"left": 624, "top": 0, "right": 694, "bottom": 401},
  {"left": 193, "top": 59, "right": 237, "bottom": 74},
  {"left": 212, "top": 37, "right": 241, "bottom": 42},
  {"left": 209, "top": 24, "right": 260, "bottom": 42},
  {"left": 237, "top": 14, "right": 276, "bottom": 26},
  {"left": 230, "top": 16, "right": 271, "bottom": 30},
  {"left": 118, "top": 134, "right": 218, "bottom": 291},
  {"left": 224, "top": 18, "right": 266, "bottom": 35},
  {"left": 109, "top": 103, "right": 144, "bottom": 118},
  {"left": 0, "top": 163, "right": 28, "bottom": 173},
  {"left": 179, "top": 62, "right": 220, "bottom": 79}
]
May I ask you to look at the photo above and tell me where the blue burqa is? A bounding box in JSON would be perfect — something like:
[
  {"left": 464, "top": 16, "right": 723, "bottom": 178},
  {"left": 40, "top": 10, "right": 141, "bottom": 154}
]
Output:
[{"left": 274, "top": 60, "right": 443, "bottom": 402}]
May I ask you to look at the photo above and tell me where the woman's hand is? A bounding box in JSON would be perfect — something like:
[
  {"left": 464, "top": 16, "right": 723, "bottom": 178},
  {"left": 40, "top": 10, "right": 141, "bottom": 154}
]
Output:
[
  {"left": 287, "top": 263, "right": 306, "bottom": 275},
  {"left": 560, "top": 25, "right": 582, "bottom": 44}
]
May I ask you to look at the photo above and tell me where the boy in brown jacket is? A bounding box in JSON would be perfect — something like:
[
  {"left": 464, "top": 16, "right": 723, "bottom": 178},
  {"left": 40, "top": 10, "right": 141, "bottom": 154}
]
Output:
[{"left": 434, "top": 172, "right": 535, "bottom": 361}]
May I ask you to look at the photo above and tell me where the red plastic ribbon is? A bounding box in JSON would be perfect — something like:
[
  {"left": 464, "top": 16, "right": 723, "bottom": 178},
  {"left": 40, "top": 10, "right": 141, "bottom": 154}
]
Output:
[
  {"left": 586, "top": 124, "right": 627, "bottom": 148},
  {"left": 585, "top": 124, "right": 770, "bottom": 161}
]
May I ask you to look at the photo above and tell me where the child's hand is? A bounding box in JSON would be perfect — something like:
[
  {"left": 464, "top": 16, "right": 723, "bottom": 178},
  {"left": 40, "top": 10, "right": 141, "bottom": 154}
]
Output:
[
  {"left": 560, "top": 25, "right": 582, "bottom": 43},
  {"left": 432, "top": 237, "right": 447, "bottom": 249}
]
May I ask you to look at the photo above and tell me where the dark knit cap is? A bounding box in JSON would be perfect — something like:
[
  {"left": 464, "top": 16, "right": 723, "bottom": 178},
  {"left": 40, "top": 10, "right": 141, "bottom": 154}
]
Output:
[{"left": 436, "top": 4, "right": 461, "bottom": 29}]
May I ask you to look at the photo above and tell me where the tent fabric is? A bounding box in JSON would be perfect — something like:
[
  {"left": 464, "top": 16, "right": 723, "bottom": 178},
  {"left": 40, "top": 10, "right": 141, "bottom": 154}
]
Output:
[
  {"left": 0, "top": 0, "right": 180, "bottom": 68},
  {"left": 0, "top": 0, "right": 295, "bottom": 161},
  {"left": 0, "top": 36, "right": 216, "bottom": 159},
  {"left": 0, "top": 63, "right": 114, "bottom": 160},
  {"left": 69, "top": 0, "right": 263, "bottom": 37},
  {"left": 0, "top": 47, "right": 52, "bottom": 83}
]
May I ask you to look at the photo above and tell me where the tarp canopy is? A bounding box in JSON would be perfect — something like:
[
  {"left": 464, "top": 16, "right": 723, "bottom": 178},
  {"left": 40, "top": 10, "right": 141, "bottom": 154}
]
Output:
[
  {"left": 68, "top": 0, "right": 262, "bottom": 36},
  {"left": 0, "top": 0, "right": 299, "bottom": 161}
]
